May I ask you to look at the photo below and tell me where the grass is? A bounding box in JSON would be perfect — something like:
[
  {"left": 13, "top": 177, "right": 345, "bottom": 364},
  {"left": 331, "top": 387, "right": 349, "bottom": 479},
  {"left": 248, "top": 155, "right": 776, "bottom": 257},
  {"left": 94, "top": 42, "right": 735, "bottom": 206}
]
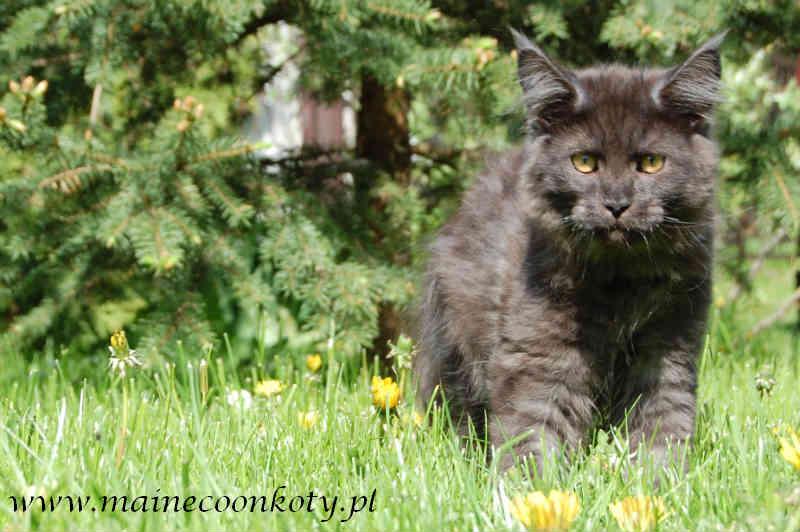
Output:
[{"left": 1, "top": 266, "right": 799, "bottom": 531}]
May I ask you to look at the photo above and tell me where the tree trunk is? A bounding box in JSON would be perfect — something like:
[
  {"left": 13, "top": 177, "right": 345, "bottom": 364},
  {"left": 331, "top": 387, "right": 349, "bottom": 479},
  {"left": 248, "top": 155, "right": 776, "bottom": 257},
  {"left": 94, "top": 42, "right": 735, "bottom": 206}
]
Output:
[
  {"left": 356, "top": 74, "right": 411, "bottom": 181},
  {"left": 356, "top": 73, "right": 411, "bottom": 362}
]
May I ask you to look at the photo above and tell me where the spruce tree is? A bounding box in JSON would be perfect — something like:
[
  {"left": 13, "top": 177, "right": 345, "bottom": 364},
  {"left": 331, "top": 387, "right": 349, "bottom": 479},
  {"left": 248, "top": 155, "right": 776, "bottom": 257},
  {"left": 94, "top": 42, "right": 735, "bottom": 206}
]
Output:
[{"left": 1, "top": 0, "right": 797, "bottom": 360}]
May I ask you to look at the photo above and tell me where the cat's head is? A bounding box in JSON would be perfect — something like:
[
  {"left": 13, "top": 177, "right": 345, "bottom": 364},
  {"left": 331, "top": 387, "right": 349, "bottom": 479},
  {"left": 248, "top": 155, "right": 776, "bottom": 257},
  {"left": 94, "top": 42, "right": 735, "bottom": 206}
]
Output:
[{"left": 514, "top": 29, "right": 724, "bottom": 251}]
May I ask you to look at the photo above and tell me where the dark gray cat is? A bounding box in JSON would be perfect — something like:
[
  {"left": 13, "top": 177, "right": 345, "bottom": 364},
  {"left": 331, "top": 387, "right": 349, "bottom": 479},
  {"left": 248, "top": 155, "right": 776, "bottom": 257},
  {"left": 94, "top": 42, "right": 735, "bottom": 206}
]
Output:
[{"left": 416, "top": 30, "right": 724, "bottom": 470}]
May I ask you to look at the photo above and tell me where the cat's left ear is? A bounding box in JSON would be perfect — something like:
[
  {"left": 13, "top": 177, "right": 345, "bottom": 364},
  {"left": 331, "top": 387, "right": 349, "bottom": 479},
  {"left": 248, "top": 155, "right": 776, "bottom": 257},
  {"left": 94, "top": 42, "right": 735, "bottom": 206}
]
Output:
[{"left": 655, "top": 31, "right": 727, "bottom": 129}]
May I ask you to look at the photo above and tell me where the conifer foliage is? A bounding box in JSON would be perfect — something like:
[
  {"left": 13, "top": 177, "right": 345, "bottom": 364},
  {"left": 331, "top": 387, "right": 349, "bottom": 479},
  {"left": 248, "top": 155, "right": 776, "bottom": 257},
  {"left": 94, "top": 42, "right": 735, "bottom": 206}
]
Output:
[{"left": 1, "top": 1, "right": 798, "bottom": 357}]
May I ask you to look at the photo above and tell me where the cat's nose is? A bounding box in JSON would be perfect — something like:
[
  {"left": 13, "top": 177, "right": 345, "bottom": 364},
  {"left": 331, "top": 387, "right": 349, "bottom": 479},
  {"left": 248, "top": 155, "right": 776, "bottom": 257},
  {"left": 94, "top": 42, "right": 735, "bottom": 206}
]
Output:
[{"left": 604, "top": 200, "right": 630, "bottom": 219}]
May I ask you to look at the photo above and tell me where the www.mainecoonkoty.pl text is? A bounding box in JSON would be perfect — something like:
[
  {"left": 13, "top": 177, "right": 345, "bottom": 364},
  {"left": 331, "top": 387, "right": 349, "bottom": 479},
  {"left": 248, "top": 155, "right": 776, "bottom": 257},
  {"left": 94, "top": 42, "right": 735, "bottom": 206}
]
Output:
[{"left": 9, "top": 486, "right": 378, "bottom": 523}]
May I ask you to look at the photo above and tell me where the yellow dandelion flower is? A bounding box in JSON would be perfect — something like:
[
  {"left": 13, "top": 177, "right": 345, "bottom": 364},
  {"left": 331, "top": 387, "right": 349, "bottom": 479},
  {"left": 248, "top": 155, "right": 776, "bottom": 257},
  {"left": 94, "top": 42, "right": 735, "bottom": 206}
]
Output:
[
  {"left": 110, "top": 330, "right": 128, "bottom": 351},
  {"left": 778, "top": 428, "right": 800, "bottom": 472},
  {"left": 609, "top": 495, "right": 668, "bottom": 532},
  {"left": 306, "top": 354, "right": 323, "bottom": 373},
  {"left": 371, "top": 376, "right": 400, "bottom": 410},
  {"left": 510, "top": 490, "right": 579, "bottom": 531},
  {"left": 254, "top": 379, "right": 284, "bottom": 398},
  {"left": 298, "top": 410, "right": 319, "bottom": 429}
]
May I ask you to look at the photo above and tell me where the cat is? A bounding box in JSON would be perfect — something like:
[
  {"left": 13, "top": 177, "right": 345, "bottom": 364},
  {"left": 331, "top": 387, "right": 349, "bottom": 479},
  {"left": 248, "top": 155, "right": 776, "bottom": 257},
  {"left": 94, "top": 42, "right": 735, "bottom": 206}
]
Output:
[{"left": 415, "top": 29, "right": 724, "bottom": 471}]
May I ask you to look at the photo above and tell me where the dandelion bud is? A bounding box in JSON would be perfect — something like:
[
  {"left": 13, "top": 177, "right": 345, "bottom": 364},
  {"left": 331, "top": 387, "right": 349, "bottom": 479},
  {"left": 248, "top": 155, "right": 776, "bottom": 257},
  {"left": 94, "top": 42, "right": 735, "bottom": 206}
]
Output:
[
  {"left": 173, "top": 98, "right": 182, "bottom": 109},
  {"left": 84, "top": 129, "right": 93, "bottom": 141},
  {"left": 176, "top": 119, "right": 190, "bottom": 132},
  {"left": 0, "top": 107, "right": 6, "bottom": 121},
  {"left": 755, "top": 374, "right": 776, "bottom": 397},
  {"left": 32, "top": 80, "right": 49, "bottom": 98},
  {"left": 395, "top": 75, "right": 405, "bottom": 88},
  {"left": 21, "top": 76, "right": 35, "bottom": 92},
  {"left": 9, "top": 80, "right": 20, "bottom": 93},
  {"left": 193, "top": 103, "right": 204, "bottom": 119}
]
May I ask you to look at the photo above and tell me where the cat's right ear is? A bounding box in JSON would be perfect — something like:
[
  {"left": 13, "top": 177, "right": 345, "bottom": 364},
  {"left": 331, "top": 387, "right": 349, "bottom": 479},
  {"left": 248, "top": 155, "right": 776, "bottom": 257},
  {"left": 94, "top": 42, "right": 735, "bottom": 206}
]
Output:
[{"left": 511, "top": 28, "right": 583, "bottom": 130}]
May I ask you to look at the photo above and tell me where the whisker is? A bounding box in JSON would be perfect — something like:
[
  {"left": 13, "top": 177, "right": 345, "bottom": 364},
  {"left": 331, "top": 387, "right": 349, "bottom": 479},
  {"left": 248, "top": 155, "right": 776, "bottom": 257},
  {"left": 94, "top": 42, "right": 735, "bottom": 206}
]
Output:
[{"left": 662, "top": 216, "right": 713, "bottom": 228}]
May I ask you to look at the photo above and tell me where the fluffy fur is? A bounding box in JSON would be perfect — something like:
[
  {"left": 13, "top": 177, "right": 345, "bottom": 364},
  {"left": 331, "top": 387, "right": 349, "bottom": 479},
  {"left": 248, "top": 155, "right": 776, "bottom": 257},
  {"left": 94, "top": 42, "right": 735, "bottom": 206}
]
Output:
[{"left": 415, "top": 30, "right": 724, "bottom": 470}]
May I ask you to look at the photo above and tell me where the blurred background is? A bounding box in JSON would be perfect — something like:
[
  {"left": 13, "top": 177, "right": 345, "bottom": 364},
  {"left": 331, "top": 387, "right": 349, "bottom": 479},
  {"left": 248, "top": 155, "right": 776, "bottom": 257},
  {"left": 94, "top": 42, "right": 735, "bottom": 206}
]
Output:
[{"left": 1, "top": 0, "right": 798, "bottom": 374}]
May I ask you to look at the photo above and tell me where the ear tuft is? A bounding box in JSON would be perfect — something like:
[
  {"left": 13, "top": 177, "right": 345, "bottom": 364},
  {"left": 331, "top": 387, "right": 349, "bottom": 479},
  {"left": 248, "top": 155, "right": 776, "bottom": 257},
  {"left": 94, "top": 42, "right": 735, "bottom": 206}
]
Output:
[
  {"left": 656, "top": 31, "right": 727, "bottom": 126},
  {"left": 511, "top": 28, "right": 582, "bottom": 131}
]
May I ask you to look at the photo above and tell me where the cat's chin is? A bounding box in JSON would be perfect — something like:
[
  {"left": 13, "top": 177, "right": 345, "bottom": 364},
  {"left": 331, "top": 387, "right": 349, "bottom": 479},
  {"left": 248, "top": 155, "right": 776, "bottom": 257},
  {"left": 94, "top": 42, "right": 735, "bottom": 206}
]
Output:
[
  {"left": 588, "top": 226, "right": 650, "bottom": 250},
  {"left": 604, "top": 227, "right": 628, "bottom": 244}
]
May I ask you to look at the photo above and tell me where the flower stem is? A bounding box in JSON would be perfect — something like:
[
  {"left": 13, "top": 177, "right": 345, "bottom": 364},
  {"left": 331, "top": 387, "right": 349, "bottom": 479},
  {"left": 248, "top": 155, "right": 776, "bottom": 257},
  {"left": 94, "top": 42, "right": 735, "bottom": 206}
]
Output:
[{"left": 115, "top": 382, "right": 128, "bottom": 468}]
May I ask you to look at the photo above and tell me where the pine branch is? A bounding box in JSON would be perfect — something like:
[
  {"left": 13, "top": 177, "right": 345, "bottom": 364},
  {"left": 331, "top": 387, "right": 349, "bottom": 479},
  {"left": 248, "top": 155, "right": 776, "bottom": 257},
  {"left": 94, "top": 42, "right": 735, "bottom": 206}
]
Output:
[
  {"left": 253, "top": 46, "right": 305, "bottom": 90},
  {"left": 233, "top": 1, "right": 294, "bottom": 45},
  {"left": 31, "top": 52, "right": 81, "bottom": 67}
]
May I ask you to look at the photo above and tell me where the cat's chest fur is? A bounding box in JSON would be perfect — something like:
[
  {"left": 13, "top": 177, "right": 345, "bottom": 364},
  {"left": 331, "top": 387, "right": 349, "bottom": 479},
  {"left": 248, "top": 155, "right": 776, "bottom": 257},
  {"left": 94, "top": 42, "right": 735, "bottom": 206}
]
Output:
[
  {"left": 502, "top": 247, "right": 681, "bottom": 363},
  {"left": 574, "top": 273, "right": 678, "bottom": 347}
]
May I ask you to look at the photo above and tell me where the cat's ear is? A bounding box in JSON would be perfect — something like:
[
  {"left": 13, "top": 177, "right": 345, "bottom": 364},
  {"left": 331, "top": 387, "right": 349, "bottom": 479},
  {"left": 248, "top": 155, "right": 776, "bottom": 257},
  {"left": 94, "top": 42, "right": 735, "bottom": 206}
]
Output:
[
  {"left": 656, "top": 32, "right": 727, "bottom": 128},
  {"left": 511, "top": 28, "right": 584, "bottom": 130}
]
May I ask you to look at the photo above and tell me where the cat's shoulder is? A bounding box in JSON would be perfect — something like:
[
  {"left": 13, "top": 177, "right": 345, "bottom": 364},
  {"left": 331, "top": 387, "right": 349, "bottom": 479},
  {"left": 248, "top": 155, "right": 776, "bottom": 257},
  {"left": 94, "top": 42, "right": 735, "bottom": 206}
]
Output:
[
  {"left": 431, "top": 146, "right": 529, "bottom": 260},
  {"left": 470, "top": 146, "right": 527, "bottom": 200}
]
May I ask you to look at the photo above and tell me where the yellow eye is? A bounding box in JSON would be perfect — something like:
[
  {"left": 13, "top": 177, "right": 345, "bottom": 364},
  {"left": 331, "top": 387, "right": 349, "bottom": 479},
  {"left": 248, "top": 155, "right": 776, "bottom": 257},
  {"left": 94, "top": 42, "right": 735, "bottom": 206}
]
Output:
[
  {"left": 571, "top": 153, "right": 598, "bottom": 173},
  {"left": 637, "top": 154, "right": 665, "bottom": 173}
]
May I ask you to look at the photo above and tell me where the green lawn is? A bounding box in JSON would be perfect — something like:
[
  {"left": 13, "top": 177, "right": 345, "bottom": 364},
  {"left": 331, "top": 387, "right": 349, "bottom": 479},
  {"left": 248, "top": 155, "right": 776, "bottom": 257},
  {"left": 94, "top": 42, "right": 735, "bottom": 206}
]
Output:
[{"left": 1, "top": 268, "right": 799, "bottom": 531}]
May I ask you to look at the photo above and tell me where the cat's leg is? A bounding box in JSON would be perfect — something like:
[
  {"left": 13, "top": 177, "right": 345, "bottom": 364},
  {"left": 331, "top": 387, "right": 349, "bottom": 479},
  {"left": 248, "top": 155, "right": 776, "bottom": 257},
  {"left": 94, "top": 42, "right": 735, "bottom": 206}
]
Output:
[
  {"left": 487, "top": 344, "right": 596, "bottom": 472},
  {"left": 415, "top": 278, "right": 488, "bottom": 439},
  {"left": 415, "top": 274, "right": 451, "bottom": 411},
  {"left": 620, "top": 308, "right": 707, "bottom": 469}
]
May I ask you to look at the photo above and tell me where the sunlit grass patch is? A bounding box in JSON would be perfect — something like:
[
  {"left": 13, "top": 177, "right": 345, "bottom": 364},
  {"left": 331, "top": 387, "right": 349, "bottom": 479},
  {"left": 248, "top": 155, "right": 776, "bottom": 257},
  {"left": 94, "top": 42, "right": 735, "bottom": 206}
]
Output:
[{"left": 0, "top": 297, "right": 799, "bottom": 530}]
